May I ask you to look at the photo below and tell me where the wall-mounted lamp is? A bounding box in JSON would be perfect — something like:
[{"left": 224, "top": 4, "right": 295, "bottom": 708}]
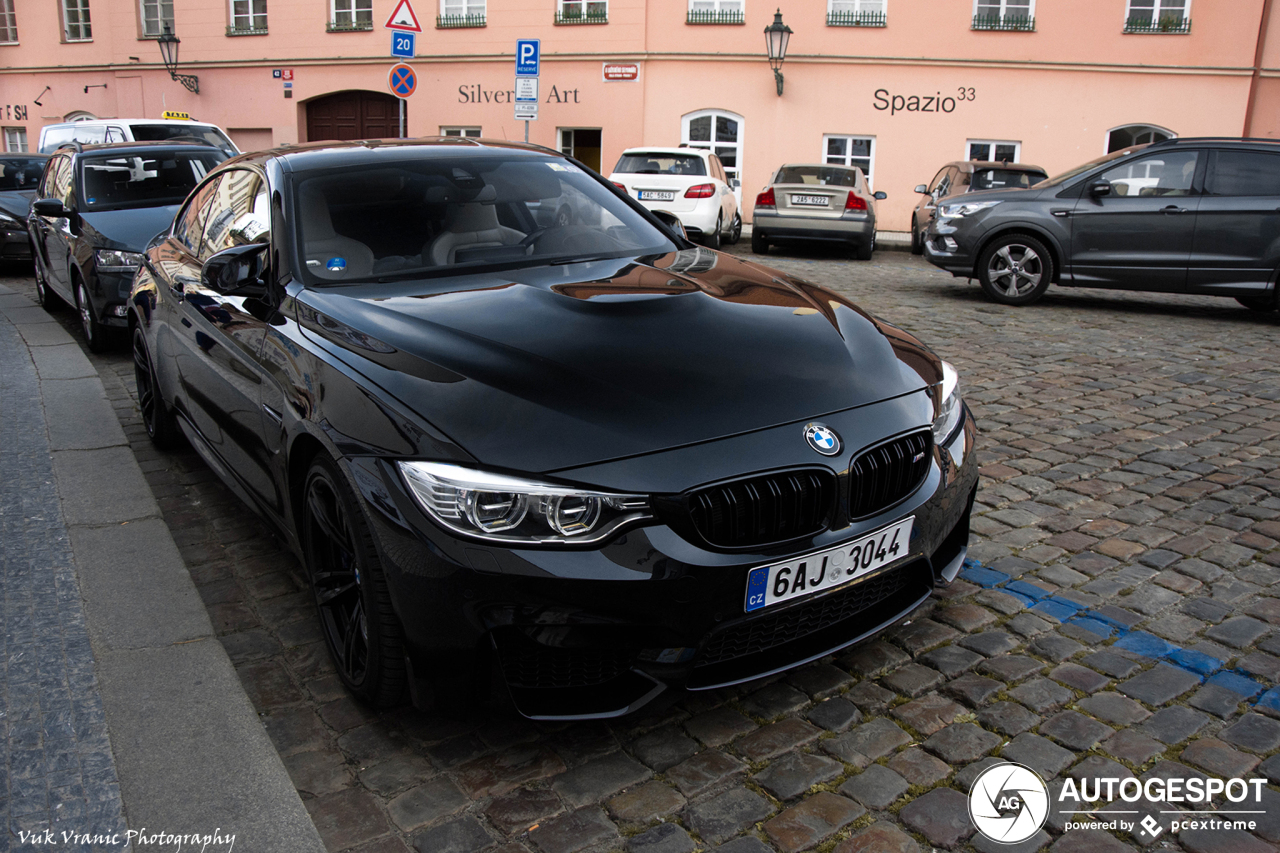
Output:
[
  {"left": 157, "top": 26, "right": 200, "bottom": 94},
  {"left": 84, "top": 84, "right": 108, "bottom": 94},
  {"left": 763, "top": 9, "right": 792, "bottom": 96},
  {"left": 33, "top": 86, "right": 51, "bottom": 106}
]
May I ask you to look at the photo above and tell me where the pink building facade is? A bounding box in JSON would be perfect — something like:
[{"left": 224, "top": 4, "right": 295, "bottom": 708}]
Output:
[{"left": 3, "top": 0, "right": 1280, "bottom": 230}]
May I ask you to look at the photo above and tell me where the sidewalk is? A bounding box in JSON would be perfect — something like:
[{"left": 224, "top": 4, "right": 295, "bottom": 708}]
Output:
[{"left": 0, "top": 283, "right": 325, "bottom": 853}]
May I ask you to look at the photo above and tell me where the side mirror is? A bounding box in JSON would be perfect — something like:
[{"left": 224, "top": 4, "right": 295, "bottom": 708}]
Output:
[
  {"left": 914, "top": 184, "right": 929, "bottom": 195},
  {"left": 203, "top": 243, "right": 268, "bottom": 295},
  {"left": 32, "top": 198, "right": 67, "bottom": 217},
  {"left": 730, "top": 178, "right": 740, "bottom": 190},
  {"left": 1088, "top": 180, "right": 1112, "bottom": 198},
  {"left": 873, "top": 191, "right": 887, "bottom": 201},
  {"left": 651, "top": 210, "right": 688, "bottom": 241}
]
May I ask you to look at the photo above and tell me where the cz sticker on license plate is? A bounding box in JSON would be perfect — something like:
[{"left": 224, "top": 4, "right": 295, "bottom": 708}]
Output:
[
  {"left": 639, "top": 191, "right": 676, "bottom": 201},
  {"left": 790, "top": 194, "right": 830, "bottom": 207},
  {"left": 744, "top": 517, "right": 914, "bottom": 612}
]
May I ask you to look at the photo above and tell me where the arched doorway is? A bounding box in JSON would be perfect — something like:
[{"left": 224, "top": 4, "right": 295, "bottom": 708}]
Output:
[
  {"left": 1106, "top": 124, "right": 1174, "bottom": 153},
  {"left": 306, "top": 91, "right": 401, "bottom": 142},
  {"left": 682, "top": 109, "right": 744, "bottom": 206}
]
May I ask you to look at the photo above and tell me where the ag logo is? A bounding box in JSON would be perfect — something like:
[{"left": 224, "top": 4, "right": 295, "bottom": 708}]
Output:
[{"left": 969, "top": 762, "right": 1049, "bottom": 845}]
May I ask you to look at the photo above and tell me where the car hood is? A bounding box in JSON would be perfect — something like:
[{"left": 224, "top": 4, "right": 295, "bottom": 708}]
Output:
[
  {"left": 0, "top": 190, "right": 35, "bottom": 220},
  {"left": 293, "top": 249, "right": 942, "bottom": 473},
  {"left": 79, "top": 205, "right": 179, "bottom": 252}
]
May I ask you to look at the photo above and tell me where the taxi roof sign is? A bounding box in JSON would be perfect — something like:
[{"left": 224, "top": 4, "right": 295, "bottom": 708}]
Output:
[
  {"left": 161, "top": 111, "right": 193, "bottom": 121},
  {"left": 384, "top": 0, "right": 422, "bottom": 32}
]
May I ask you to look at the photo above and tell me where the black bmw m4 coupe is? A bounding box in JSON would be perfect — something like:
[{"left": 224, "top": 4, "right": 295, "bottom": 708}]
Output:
[{"left": 130, "top": 138, "right": 978, "bottom": 720}]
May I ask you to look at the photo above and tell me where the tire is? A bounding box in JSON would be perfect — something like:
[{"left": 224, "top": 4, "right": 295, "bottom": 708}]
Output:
[
  {"left": 725, "top": 212, "right": 742, "bottom": 246},
  {"left": 34, "top": 260, "right": 60, "bottom": 311},
  {"left": 132, "top": 324, "right": 180, "bottom": 449},
  {"left": 76, "top": 278, "right": 109, "bottom": 353},
  {"left": 910, "top": 217, "right": 924, "bottom": 255},
  {"left": 855, "top": 231, "right": 876, "bottom": 261},
  {"left": 302, "top": 456, "right": 406, "bottom": 707},
  {"left": 977, "top": 234, "right": 1054, "bottom": 305},
  {"left": 1236, "top": 294, "right": 1277, "bottom": 311},
  {"left": 704, "top": 213, "right": 722, "bottom": 250},
  {"left": 751, "top": 229, "right": 768, "bottom": 254}
]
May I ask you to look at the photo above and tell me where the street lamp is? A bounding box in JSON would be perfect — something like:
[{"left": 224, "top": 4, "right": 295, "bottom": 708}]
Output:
[
  {"left": 764, "top": 9, "right": 792, "bottom": 96},
  {"left": 157, "top": 26, "right": 200, "bottom": 94}
]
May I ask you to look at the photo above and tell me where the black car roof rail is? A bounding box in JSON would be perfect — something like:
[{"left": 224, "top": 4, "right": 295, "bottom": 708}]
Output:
[
  {"left": 55, "top": 141, "right": 84, "bottom": 153},
  {"left": 1149, "top": 136, "right": 1280, "bottom": 147}
]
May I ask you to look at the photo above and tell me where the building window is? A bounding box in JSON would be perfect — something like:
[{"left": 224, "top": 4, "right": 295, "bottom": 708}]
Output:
[
  {"left": 228, "top": 0, "right": 267, "bottom": 35},
  {"left": 329, "top": 0, "right": 373, "bottom": 31},
  {"left": 438, "top": 0, "right": 485, "bottom": 27},
  {"left": 5, "top": 127, "right": 28, "bottom": 151},
  {"left": 972, "top": 0, "right": 1033, "bottom": 31},
  {"left": 1124, "top": 0, "right": 1190, "bottom": 32},
  {"left": 0, "top": 0, "right": 17, "bottom": 44},
  {"left": 827, "top": 0, "right": 885, "bottom": 27},
  {"left": 556, "top": 0, "right": 606, "bottom": 24},
  {"left": 441, "top": 127, "right": 481, "bottom": 137},
  {"left": 683, "top": 110, "right": 743, "bottom": 190},
  {"left": 823, "top": 135, "right": 875, "bottom": 187},
  {"left": 967, "top": 139, "right": 1020, "bottom": 162},
  {"left": 139, "top": 0, "right": 172, "bottom": 37},
  {"left": 62, "top": 0, "right": 93, "bottom": 41},
  {"left": 687, "top": 0, "right": 743, "bottom": 25}
]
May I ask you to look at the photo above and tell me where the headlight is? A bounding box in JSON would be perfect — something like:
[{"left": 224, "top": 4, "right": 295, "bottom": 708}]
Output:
[
  {"left": 932, "top": 361, "right": 964, "bottom": 444},
  {"left": 397, "top": 461, "right": 653, "bottom": 545},
  {"left": 0, "top": 210, "right": 20, "bottom": 228},
  {"left": 937, "top": 200, "right": 1002, "bottom": 219},
  {"left": 95, "top": 249, "right": 145, "bottom": 271}
]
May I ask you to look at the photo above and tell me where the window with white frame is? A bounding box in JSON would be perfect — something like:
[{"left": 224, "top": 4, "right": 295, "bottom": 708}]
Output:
[
  {"left": 973, "top": 0, "right": 1033, "bottom": 28},
  {"left": 823, "top": 135, "right": 875, "bottom": 187},
  {"left": 827, "top": 0, "right": 885, "bottom": 26},
  {"left": 441, "top": 127, "right": 481, "bottom": 137},
  {"left": 62, "top": 0, "right": 92, "bottom": 41},
  {"left": 331, "top": 0, "right": 372, "bottom": 29},
  {"left": 967, "top": 140, "right": 1020, "bottom": 162},
  {"left": 229, "top": 0, "right": 267, "bottom": 33},
  {"left": 440, "top": 0, "right": 484, "bottom": 22},
  {"left": 4, "top": 128, "right": 28, "bottom": 151},
  {"left": 688, "top": 0, "right": 743, "bottom": 24},
  {"left": 0, "top": 0, "right": 17, "bottom": 43},
  {"left": 140, "top": 0, "right": 172, "bottom": 37},
  {"left": 1125, "top": 0, "right": 1189, "bottom": 31},
  {"left": 558, "top": 0, "right": 607, "bottom": 22}
]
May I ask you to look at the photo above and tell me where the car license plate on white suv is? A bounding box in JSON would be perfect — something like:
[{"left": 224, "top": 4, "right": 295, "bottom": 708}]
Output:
[
  {"left": 790, "top": 194, "right": 829, "bottom": 207},
  {"left": 639, "top": 191, "right": 676, "bottom": 201},
  {"left": 743, "top": 517, "right": 913, "bottom": 612}
]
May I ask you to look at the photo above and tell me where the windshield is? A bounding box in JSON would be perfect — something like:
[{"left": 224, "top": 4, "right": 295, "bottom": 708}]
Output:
[
  {"left": 1038, "top": 146, "right": 1148, "bottom": 188},
  {"left": 774, "top": 166, "right": 857, "bottom": 188},
  {"left": 129, "top": 123, "right": 238, "bottom": 152},
  {"left": 971, "top": 168, "right": 1047, "bottom": 190},
  {"left": 79, "top": 150, "right": 225, "bottom": 211},
  {"left": 0, "top": 156, "right": 47, "bottom": 191},
  {"left": 613, "top": 153, "right": 707, "bottom": 176},
  {"left": 293, "top": 153, "right": 677, "bottom": 284}
]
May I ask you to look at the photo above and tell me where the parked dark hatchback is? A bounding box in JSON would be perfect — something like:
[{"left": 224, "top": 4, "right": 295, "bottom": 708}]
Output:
[
  {"left": 130, "top": 138, "right": 977, "bottom": 719},
  {"left": 910, "top": 160, "right": 1047, "bottom": 255},
  {"left": 924, "top": 138, "right": 1280, "bottom": 309},
  {"left": 28, "top": 141, "right": 228, "bottom": 349},
  {"left": 0, "top": 153, "right": 48, "bottom": 263}
]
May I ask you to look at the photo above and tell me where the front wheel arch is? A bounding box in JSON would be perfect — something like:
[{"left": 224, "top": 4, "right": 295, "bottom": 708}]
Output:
[{"left": 971, "top": 226, "right": 1063, "bottom": 285}]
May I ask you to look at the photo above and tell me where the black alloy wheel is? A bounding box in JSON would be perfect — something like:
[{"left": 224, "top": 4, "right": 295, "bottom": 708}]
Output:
[
  {"left": 76, "top": 278, "right": 108, "bottom": 353},
  {"left": 855, "top": 231, "right": 876, "bottom": 261},
  {"left": 132, "top": 325, "right": 179, "bottom": 449},
  {"left": 725, "top": 212, "right": 742, "bottom": 245},
  {"left": 34, "top": 260, "right": 58, "bottom": 310},
  {"left": 704, "top": 213, "right": 723, "bottom": 250},
  {"left": 977, "top": 234, "right": 1054, "bottom": 305},
  {"left": 910, "top": 217, "right": 924, "bottom": 255},
  {"left": 303, "top": 457, "right": 405, "bottom": 707}
]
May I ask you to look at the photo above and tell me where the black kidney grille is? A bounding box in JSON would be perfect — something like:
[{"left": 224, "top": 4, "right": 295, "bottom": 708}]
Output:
[
  {"left": 496, "top": 640, "right": 632, "bottom": 689},
  {"left": 695, "top": 562, "right": 915, "bottom": 667},
  {"left": 687, "top": 470, "right": 835, "bottom": 548},
  {"left": 848, "top": 430, "right": 932, "bottom": 519}
]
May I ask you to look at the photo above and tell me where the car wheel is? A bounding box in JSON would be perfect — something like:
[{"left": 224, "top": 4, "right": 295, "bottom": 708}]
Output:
[
  {"left": 702, "top": 213, "right": 722, "bottom": 250},
  {"left": 751, "top": 229, "right": 768, "bottom": 254},
  {"left": 76, "top": 278, "right": 108, "bottom": 353},
  {"left": 1236, "top": 294, "right": 1277, "bottom": 311},
  {"left": 725, "top": 212, "right": 742, "bottom": 245},
  {"left": 855, "top": 232, "right": 876, "bottom": 261},
  {"left": 34, "top": 261, "right": 60, "bottom": 311},
  {"left": 132, "top": 324, "right": 179, "bottom": 449},
  {"left": 977, "top": 235, "right": 1053, "bottom": 306},
  {"left": 555, "top": 205, "right": 572, "bottom": 227},
  {"left": 910, "top": 217, "right": 924, "bottom": 255},
  {"left": 303, "top": 456, "right": 406, "bottom": 707}
]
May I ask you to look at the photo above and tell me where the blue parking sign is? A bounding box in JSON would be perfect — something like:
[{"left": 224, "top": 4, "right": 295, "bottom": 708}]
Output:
[{"left": 515, "top": 39, "right": 540, "bottom": 77}]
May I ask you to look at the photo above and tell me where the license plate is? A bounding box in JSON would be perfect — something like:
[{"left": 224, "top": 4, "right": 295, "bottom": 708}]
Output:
[
  {"left": 790, "top": 194, "right": 830, "bottom": 207},
  {"left": 639, "top": 191, "right": 676, "bottom": 201},
  {"left": 744, "top": 517, "right": 914, "bottom": 612}
]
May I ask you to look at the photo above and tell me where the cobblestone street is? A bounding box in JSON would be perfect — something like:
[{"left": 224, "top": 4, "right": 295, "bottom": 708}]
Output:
[{"left": 5, "top": 246, "right": 1279, "bottom": 853}]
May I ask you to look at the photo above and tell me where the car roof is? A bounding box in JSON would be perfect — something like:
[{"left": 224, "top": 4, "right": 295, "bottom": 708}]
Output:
[
  {"left": 619, "top": 147, "right": 709, "bottom": 157},
  {"left": 44, "top": 117, "right": 225, "bottom": 129},
  {"left": 60, "top": 140, "right": 225, "bottom": 157},
  {"left": 1, "top": 152, "right": 48, "bottom": 160},
  {"left": 218, "top": 136, "right": 565, "bottom": 172},
  {"left": 956, "top": 160, "right": 1047, "bottom": 173},
  {"left": 775, "top": 163, "right": 859, "bottom": 171}
]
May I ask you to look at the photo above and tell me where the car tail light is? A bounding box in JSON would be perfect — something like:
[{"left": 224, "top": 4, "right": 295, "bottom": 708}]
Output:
[
  {"left": 756, "top": 187, "right": 776, "bottom": 209},
  {"left": 845, "top": 193, "right": 868, "bottom": 211},
  {"left": 612, "top": 181, "right": 628, "bottom": 193},
  {"left": 684, "top": 183, "right": 716, "bottom": 199}
]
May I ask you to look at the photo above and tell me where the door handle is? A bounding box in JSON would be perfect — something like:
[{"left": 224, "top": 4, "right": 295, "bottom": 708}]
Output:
[
  {"left": 1162, "top": 205, "right": 1189, "bottom": 214},
  {"left": 1051, "top": 209, "right": 1072, "bottom": 218}
]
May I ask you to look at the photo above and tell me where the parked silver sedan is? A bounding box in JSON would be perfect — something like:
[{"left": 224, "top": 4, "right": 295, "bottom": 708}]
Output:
[{"left": 751, "top": 163, "right": 885, "bottom": 259}]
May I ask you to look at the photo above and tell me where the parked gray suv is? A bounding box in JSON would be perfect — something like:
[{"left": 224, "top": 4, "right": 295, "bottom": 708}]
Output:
[{"left": 923, "top": 138, "right": 1280, "bottom": 310}]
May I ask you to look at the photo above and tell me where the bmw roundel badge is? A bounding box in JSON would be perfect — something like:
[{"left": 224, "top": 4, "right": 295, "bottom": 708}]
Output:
[{"left": 804, "top": 423, "right": 842, "bottom": 456}]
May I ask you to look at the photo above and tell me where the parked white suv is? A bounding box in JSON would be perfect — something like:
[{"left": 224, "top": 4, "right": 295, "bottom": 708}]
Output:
[
  {"left": 39, "top": 117, "right": 239, "bottom": 155},
  {"left": 608, "top": 147, "right": 740, "bottom": 249}
]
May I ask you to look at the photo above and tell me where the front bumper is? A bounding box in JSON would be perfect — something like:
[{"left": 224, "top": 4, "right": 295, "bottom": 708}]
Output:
[
  {"left": 922, "top": 220, "right": 978, "bottom": 276},
  {"left": 90, "top": 268, "right": 138, "bottom": 327},
  {"left": 354, "top": 400, "right": 978, "bottom": 720},
  {"left": 0, "top": 228, "right": 32, "bottom": 261},
  {"left": 753, "top": 210, "right": 873, "bottom": 246}
]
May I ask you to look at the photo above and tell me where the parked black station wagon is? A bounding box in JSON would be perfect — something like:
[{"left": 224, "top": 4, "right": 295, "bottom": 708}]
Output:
[
  {"left": 924, "top": 137, "right": 1280, "bottom": 309},
  {"left": 131, "top": 138, "right": 978, "bottom": 719}
]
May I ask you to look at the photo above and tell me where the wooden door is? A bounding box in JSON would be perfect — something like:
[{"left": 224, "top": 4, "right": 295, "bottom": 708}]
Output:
[{"left": 306, "top": 91, "right": 402, "bottom": 141}]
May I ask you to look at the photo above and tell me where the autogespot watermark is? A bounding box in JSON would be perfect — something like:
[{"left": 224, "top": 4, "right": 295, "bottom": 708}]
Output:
[
  {"left": 969, "top": 762, "right": 1270, "bottom": 845},
  {"left": 15, "top": 828, "right": 236, "bottom": 852}
]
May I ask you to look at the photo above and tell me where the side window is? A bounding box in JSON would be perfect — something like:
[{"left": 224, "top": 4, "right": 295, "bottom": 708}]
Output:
[
  {"left": 958, "top": 169, "right": 973, "bottom": 188},
  {"left": 710, "top": 155, "right": 726, "bottom": 183},
  {"left": 934, "top": 168, "right": 956, "bottom": 198},
  {"left": 200, "top": 169, "right": 270, "bottom": 261},
  {"left": 927, "top": 167, "right": 949, "bottom": 194},
  {"left": 38, "top": 155, "right": 66, "bottom": 198},
  {"left": 52, "top": 156, "right": 75, "bottom": 206},
  {"left": 173, "top": 178, "right": 220, "bottom": 253},
  {"left": 1100, "top": 150, "right": 1198, "bottom": 198},
  {"left": 1207, "top": 150, "right": 1280, "bottom": 197}
]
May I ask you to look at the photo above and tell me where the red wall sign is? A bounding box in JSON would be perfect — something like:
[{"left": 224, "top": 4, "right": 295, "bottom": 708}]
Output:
[{"left": 603, "top": 63, "right": 639, "bottom": 81}]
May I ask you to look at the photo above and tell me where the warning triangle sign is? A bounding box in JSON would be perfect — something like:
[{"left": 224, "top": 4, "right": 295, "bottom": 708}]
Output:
[{"left": 385, "top": 0, "right": 422, "bottom": 31}]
